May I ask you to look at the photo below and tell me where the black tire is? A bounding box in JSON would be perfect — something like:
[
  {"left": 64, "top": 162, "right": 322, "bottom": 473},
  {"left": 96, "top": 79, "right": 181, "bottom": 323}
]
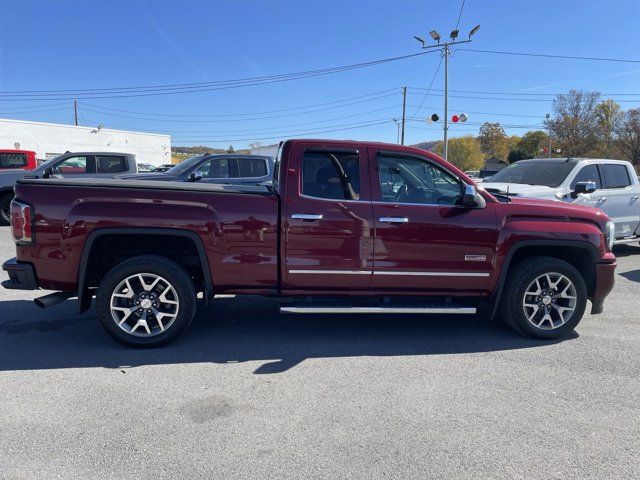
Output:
[
  {"left": 95, "top": 255, "right": 197, "bottom": 348},
  {"left": 0, "top": 192, "right": 13, "bottom": 226},
  {"left": 500, "top": 256, "right": 587, "bottom": 339}
]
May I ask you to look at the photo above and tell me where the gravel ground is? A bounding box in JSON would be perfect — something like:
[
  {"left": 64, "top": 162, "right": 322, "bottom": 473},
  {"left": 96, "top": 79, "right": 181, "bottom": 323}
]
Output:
[{"left": 0, "top": 226, "right": 638, "bottom": 479}]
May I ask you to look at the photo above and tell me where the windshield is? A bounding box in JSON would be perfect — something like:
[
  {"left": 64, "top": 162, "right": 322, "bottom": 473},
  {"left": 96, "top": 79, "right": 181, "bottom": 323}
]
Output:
[
  {"left": 487, "top": 161, "right": 575, "bottom": 188},
  {"left": 166, "top": 155, "right": 205, "bottom": 176}
]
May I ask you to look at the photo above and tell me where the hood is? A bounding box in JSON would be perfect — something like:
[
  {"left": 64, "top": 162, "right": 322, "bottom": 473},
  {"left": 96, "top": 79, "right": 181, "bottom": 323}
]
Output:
[
  {"left": 501, "top": 195, "right": 610, "bottom": 231},
  {"left": 481, "top": 182, "right": 559, "bottom": 200},
  {"left": 114, "top": 172, "right": 175, "bottom": 181}
]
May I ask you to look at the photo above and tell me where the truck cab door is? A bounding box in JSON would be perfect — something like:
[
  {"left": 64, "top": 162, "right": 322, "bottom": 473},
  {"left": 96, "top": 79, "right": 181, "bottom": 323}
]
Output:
[
  {"left": 369, "top": 149, "right": 498, "bottom": 293},
  {"left": 600, "top": 163, "right": 640, "bottom": 238},
  {"left": 49, "top": 155, "right": 93, "bottom": 178},
  {"left": 282, "top": 145, "right": 373, "bottom": 290}
]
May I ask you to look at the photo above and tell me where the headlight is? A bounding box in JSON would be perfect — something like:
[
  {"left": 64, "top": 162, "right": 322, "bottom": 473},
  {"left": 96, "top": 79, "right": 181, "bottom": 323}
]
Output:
[{"left": 605, "top": 221, "right": 615, "bottom": 250}]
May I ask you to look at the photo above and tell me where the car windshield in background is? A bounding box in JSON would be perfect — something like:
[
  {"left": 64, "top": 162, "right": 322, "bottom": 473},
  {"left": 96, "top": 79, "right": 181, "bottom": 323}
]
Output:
[
  {"left": 488, "top": 161, "right": 575, "bottom": 188},
  {"left": 166, "top": 155, "right": 205, "bottom": 176}
]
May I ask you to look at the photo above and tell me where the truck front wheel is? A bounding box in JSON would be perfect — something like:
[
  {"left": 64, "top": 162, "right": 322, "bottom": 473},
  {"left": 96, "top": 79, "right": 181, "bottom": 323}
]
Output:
[
  {"left": 95, "top": 255, "right": 197, "bottom": 347},
  {"left": 500, "top": 256, "right": 587, "bottom": 339}
]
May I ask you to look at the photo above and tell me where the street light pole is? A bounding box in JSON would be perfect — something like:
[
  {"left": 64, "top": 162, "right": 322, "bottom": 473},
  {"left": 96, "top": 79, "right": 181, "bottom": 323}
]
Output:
[
  {"left": 392, "top": 118, "right": 401, "bottom": 144},
  {"left": 414, "top": 25, "right": 480, "bottom": 161}
]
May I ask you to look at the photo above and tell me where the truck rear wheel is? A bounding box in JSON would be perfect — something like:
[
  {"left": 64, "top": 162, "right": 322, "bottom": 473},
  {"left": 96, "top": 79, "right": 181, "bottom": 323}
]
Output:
[
  {"left": 500, "top": 256, "right": 587, "bottom": 339},
  {"left": 95, "top": 255, "right": 196, "bottom": 347},
  {"left": 0, "top": 192, "right": 13, "bottom": 226}
]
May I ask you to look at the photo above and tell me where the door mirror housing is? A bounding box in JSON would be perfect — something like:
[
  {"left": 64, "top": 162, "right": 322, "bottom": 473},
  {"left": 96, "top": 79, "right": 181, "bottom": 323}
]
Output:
[
  {"left": 187, "top": 171, "right": 203, "bottom": 182},
  {"left": 42, "top": 166, "right": 54, "bottom": 179},
  {"left": 462, "top": 184, "right": 486, "bottom": 208},
  {"left": 571, "top": 181, "right": 597, "bottom": 199}
]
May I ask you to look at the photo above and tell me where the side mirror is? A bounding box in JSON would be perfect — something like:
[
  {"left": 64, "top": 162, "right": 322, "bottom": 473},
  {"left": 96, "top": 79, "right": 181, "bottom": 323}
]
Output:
[
  {"left": 187, "top": 172, "right": 203, "bottom": 182},
  {"left": 462, "top": 184, "right": 486, "bottom": 209},
  {"left": 43, "top": 166, "right": 54, "bottom": 179},
  {"left": 571, "top": 181, "right": 596, "bottom": 199}
]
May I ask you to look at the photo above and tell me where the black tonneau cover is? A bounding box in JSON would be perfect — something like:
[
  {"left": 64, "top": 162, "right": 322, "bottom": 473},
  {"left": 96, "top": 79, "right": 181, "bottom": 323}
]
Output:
[{"left": 17, "top": 177, "right": 274, "bottom": 196}]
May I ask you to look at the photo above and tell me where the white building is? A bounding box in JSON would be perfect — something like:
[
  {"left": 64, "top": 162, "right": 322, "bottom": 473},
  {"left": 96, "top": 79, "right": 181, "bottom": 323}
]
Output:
[{"left": 0, "top": 118, "right": 171, "bottom": 166}]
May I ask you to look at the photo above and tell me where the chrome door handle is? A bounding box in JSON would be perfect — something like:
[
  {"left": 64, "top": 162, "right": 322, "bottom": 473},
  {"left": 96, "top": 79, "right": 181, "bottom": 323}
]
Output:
[
  {"left": 632, "top": 195, "right": 639, "bottom": 201},
  {"left": 291, "top": 213, "right": 323, "bottom": 221},
  {"left": 379, "top": 217, "right": 409, "bottom": 224},
  {"left": 598, "top": 196, "right": 607, "bottom": 202}
]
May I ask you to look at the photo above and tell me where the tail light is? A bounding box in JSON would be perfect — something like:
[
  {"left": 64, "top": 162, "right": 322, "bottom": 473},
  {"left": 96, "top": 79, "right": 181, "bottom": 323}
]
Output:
[{"left": 10, "top": 199, "right": 34, "bottom": 245}]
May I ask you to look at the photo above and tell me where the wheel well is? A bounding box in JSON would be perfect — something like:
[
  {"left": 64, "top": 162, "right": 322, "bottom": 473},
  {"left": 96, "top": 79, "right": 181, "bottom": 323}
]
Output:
[
  {"left": 83, "top": 233, "right": 208, "bottom": 293},
  {"left": 508, "top": 246, "right": 596, "bottom": 296}
]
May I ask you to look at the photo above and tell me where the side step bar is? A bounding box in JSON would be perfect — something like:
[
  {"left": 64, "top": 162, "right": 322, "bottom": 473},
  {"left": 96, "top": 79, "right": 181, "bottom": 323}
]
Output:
[{"left": 280, "top": 306, "right": 476, "bottom": 314}]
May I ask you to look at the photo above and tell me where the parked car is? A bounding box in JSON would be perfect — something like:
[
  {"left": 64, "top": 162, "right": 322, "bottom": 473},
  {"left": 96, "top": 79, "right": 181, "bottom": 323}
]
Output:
[
  {"left": 0, "top": 152, "right": 137, "bottom": 225},
  {"left": 464, "top": 170, "right": 480, "bottom": 179},
  {"left": 3, "top": 139, "right": 616, "bottom": 347},
  {"left": 118, "top": 154, "right": 274, "bottom": 185},
  {"left": 152, "top": 164, "right": 175, "bottom": 172},
  {"left": 482, "top": 158, "right": 640, "bottom": 245},
  {"left": 0, "top": 150, "right": 37, "bottom": 171},
  {"left": 136, "top": 162, "right": 156, "bottom": 172}
]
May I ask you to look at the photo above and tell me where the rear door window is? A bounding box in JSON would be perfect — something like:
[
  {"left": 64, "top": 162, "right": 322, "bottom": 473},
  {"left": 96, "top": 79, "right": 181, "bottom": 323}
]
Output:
[
  {"left": 602, "top": 164, "right": 631, "bottom": 189},
  {"left": 236, "top": 158, "right": 268, "bottom": 177},
  {"left": 302, "top": 151, "right": 360, "bottom": 200},
  {"left": 96, "top": 156, "right": 127, "bottom": 173},
  {"left": 570, "top": 164, "right": 602, "bottom": 189},
  {"left": 0, "top": 153, "right": 27, "bottom": 168}
]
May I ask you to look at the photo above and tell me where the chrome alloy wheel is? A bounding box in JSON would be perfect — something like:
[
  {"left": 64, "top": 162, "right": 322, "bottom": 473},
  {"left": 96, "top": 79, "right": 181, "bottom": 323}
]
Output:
[
  {"left": 110, "top": 273, "right": 180, "bottom": 337},
  {"left": 522, "top": 272, "right": 577, "bottom": 330}
]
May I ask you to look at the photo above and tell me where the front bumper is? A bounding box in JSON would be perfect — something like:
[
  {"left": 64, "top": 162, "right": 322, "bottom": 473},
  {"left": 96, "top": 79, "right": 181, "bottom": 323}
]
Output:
[
  {"left": 2, "top": 257, "right": 38, "bottom": 290},
  {"left": 590, "top": 261, "right": 617, "bottom": 314}
]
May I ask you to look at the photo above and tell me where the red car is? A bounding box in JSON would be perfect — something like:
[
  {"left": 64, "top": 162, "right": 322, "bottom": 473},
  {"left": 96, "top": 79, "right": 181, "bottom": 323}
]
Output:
[
  {"left": 2, "top": 139, "right": 616, "bottom": 347},
  {"left": 0, "top": 149, "right": 37, "bottom": 171}
]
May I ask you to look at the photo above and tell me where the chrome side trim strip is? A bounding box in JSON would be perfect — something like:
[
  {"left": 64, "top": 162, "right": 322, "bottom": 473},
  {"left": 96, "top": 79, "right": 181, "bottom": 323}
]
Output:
[
  {"left": 373, "top": 271, "right": 490, "bottom": 277},
  {"left": 281, "top": 306, "right": 477, "bottom": 314},
  {"left": 288, "top": 270, "right": 490, "bottom": 277},
  {"left": 289, "top": 269, "right": 372, "bottom": 275}
]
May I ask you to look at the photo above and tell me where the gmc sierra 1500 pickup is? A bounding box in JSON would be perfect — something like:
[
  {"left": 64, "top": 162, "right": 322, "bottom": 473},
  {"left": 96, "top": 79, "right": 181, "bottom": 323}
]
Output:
[{"left": 2, "top": 139, "right": 617, "bottom": 347}]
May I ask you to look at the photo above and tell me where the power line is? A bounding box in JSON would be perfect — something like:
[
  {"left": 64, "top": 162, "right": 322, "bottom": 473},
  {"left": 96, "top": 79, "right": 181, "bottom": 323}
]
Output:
[
  {"left": 458, "top": 48, "right": 640, "bottom": 64},
  {"left": 406, "top": 90, "right": 640, "bottom": 103},
  {"left": 81, "top": 89, "right": 399, "bottom": 119},
  {"left": 408, "top": 86, "right": 640, "bottom": 96},
  {"left": 455, "top": 0, "right": 467, "bottom": 29},
  {"left": 408, "top": 57, "right": 443, "bottom": 120},
  {"left": 0, "top": 51, "right": 438, "bottom": 100}
]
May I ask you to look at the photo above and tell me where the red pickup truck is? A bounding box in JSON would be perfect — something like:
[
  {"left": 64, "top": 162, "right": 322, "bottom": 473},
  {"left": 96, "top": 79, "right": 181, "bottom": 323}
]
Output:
[{"left": 2, "top": 139, "right": 616, "bottom": 347}]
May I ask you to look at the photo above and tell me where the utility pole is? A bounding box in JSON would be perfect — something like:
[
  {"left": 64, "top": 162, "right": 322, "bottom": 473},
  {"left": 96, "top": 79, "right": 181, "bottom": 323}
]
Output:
[
  {"left": 74, "top": 100, "right": 78, "bottom": 126},
  {"left": 401, "top": 86, "right": 407, "bottom": 145},
  {"left": 414, "top": 25, "right": 480, "bottom": 161}
]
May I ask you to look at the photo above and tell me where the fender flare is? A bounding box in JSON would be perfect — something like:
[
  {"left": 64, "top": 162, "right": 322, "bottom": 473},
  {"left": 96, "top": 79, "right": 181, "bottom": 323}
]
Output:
[
  {"left": 489, "top": 239, "right": 599, "bottom": 319},
  {"left": 77, "top": 227, "right": 214, "bottom": 313}
]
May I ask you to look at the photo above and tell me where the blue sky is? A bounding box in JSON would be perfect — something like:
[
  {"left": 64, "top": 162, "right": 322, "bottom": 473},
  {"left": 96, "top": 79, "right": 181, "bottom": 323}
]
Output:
[{"left": 1, "top": 0, "right": 639, "bottom": 148}]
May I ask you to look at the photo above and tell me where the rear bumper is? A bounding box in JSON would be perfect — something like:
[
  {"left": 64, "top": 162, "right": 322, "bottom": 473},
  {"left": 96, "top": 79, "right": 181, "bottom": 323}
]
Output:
[
  {"left": 1, "top": 257, "right": 38, "bottom": 290},
  {"left": 590, "top": 261, "right": 616, "bottom": 314}
]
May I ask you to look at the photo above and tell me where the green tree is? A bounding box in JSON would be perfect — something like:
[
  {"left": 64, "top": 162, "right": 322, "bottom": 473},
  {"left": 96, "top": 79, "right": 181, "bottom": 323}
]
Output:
[
  {"left": 477, "top": 122, "right": 509, "bottom": 160},
  {"left": 596, "top": 99, "right": 623, "bottom": 157},
  {"left": 545, "top": 90, "right": 601, "bottom": 157},
  {"left": 517, "top": 130, "right": 548, "bottom": 158},
  {"left": 435, "top": 135, "right": 484, "bottom": 171},
  {"left": 508, "top": 149, "right": 530, "bottom": 163}
]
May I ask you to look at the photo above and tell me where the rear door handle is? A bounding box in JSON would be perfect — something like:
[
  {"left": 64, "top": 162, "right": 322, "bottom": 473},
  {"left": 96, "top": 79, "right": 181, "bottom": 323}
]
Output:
[
  {"left": 291, "top": 213, "right": 323, "bottom": 221},
  {"left": 379, "top": 217, "right": 409, "bottom": 224},
  {"left": 598, "top": 196, "right": 607, "bottom": 203},
  {"left": 632, "top": 195, "right": 639, "bottom": 201}
]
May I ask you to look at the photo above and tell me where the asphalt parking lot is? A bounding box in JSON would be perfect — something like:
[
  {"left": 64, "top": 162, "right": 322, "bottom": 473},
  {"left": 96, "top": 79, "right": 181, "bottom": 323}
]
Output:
[{"left": 0, "top": 226, "right": 638, "bottom": 479}]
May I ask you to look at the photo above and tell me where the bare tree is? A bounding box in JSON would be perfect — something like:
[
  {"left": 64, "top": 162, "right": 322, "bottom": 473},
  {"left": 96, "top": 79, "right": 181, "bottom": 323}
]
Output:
[
  {"left": 545, "top": 90, "right": 601, "bottom": 157},
  {"left": 616, "top": 108, "right": 640, "bottom": 168}
]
